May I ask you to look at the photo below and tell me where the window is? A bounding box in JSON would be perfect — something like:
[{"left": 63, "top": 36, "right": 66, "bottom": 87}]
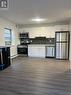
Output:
[{"left": 4, "top": 28, "right": 12, "bottom": 45}]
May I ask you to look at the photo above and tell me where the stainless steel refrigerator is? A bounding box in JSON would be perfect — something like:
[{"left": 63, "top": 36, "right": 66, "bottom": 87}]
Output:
[{"left": 55, "top": 31, "right": 70, "bottom": 59}]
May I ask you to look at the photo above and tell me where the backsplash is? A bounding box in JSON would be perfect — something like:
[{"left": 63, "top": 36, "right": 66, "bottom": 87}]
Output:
[
  {"left": 29, "top": 37, "right": 55, "bottom": 44},
  {"left": 19, "top": 32, "right": 55, "bottom": 45}
]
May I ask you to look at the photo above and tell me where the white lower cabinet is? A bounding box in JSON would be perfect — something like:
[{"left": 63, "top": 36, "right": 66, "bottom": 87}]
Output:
[
  {"left": 28, "top": 45, "right": 55, "bottom": 58},
  {"left": 28, "top": 45, "right": 45, "bottom": 58}
]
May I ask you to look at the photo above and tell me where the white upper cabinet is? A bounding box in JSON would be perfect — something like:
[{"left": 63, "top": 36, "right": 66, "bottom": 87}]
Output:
[{"left": 19, "top": 25, "right": 69, "bottom": 38}]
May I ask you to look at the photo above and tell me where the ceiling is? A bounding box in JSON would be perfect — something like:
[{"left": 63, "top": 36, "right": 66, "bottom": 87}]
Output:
[{"left": 0, "top": 0, "right": 71, "bottom": 24}]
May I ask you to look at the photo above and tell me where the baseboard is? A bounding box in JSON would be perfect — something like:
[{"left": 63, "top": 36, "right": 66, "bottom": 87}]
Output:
[{"left": 11, "top": 54, "right": 18, "bottom": 59}]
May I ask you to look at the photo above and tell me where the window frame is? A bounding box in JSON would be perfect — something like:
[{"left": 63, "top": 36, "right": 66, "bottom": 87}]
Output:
[{"left": 4, "top": 28, "right": 12, "bottom": 46}]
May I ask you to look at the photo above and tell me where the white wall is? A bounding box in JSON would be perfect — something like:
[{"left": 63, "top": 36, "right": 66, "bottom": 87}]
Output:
[
  {"left": 19, "top": 25, "right": 69, "bottom": 38},
  {"left": 0, "top": 17, "right": 19, "bottom": 58}
]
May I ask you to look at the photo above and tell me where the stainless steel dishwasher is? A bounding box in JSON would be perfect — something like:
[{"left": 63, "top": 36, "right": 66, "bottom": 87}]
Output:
[{"left": 46, "top": 46, "right": 55, "bottom": 58}]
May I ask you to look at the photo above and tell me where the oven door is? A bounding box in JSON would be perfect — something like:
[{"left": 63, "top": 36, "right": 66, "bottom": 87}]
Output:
[{"left": 17, "top": 46, "right": 28, "bottom": 54}]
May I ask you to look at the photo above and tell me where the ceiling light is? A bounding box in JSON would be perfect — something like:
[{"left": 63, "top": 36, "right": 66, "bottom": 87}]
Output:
[{"left": 31, "top": 17, "right": 46, "bottom": 22}]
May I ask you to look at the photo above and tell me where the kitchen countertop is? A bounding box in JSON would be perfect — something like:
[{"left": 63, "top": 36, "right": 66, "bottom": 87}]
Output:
[
  {"left": 28, "top": 44, "right": 55, "bottom": 47},
  {"left": 0, "top": 46, "right": 10, "bottom": 48}
]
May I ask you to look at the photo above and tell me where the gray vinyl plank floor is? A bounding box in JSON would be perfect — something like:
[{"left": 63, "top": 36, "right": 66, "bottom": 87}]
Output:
[{"left": 0, "top": 56, "right": 71, "bottom": 95}]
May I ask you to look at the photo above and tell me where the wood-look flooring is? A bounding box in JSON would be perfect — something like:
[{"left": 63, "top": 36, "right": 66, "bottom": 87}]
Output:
[{"left": 0, "top": 56, "right": 71, "bottom": 95}]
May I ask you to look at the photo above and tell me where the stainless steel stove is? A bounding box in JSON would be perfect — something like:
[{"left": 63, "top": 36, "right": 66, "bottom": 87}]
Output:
[{"left": 17, "top": 45, "right": 28, "bottom": 55}]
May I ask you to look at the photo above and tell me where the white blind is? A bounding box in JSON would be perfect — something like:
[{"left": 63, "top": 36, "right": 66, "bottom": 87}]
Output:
[{"left": 4, "top": 28, "right": 12, "bottom": 45}]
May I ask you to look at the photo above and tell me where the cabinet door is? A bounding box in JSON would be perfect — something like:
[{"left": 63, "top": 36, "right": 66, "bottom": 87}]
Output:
[
  {"left": 46, "top": 46, "right": 54, "bottom": 57},
  {"left": 28, "top": 46, "right": 45, "bottom": 57},
  {"left": 2, "top": 47, "right": 10, "bottom": 67},
  {"left": 38, "top": 46, "right": 45, "bottom": 57},
  {"left": 28, "top": 47, "right": 39, "bottom": 57}
]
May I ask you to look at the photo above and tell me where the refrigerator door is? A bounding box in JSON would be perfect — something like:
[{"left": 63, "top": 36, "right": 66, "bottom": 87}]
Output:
[
  {"left": 56, "top": 43, "right": 68, "bottom": 59},
  {"left": 56, "top": 33, "right": 60, "bottom": 42},
  {"left": 56, "top": 32, "right": 69, "bottom": 42}
]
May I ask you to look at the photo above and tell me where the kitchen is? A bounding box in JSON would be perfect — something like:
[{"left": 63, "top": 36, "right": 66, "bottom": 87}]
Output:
[
  {"left": 0, "top": 0, "right": 71, "bottom": 95},
  {"left": 17, "top": 25, "right": 70, "bottom": 60}
]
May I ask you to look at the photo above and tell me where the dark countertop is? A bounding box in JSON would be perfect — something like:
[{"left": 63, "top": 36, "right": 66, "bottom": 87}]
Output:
[{"left": 28, "top": 44, "right": 55, "bottom": 47}]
